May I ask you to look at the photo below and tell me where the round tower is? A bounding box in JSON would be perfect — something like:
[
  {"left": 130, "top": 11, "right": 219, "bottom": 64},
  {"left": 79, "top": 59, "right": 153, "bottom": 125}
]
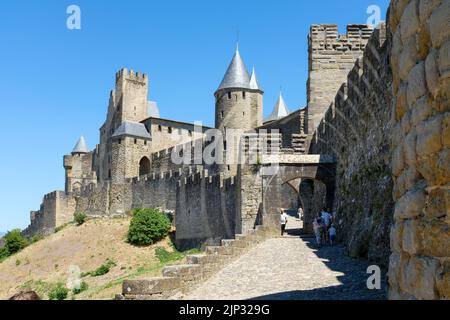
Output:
[{"left": 215, "top": 47, "right": 263, "bottom": 132}]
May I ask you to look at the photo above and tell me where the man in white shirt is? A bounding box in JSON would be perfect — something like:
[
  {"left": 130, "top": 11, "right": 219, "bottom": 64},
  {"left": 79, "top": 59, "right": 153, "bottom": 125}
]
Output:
[{"left": 280, "top": 209, "right": 288, "bottom": 236}]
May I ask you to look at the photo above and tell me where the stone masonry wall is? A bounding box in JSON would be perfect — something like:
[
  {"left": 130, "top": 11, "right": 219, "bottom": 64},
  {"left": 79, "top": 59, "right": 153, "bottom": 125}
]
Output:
[
  {"left": 307, "top": 24, "right": 373, "bottom": 134},
  {"left": 309, "top": 24, "right": 395, "bottom": 267},
  {"left": 175, "top": 171, "right": 237, "bottom": 250},
  {"left": 387, "top": 0, "right": 449, "bottom": 300},
  {"left": 23, "top": 191, "right": 76, "bottom": 237}
]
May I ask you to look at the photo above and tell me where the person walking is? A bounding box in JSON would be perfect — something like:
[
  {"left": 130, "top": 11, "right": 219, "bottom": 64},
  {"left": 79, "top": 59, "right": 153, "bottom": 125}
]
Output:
[
  {"left": 321, "top": 207, "right": 332, "bottom": 243},
  {"left": 313, "top": 213, "right": 324, "bottom": 247},
  {"left": 280, "top": 209, "right": 288, "bottom": 236},
  {"left": 328, "top": 224, "right": 337, "bottom": 246},
  {"left": 298, "top": 207, "right": 304, "bottom": 221}
]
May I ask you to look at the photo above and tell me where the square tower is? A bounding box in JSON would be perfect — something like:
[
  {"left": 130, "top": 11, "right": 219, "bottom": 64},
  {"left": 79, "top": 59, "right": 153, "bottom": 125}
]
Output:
[
  {"left": 306, "top": 24, "right": 373, "bottom": 133},
  {"left": 114, "top": 68, "right": 149, "bottom": 125}
]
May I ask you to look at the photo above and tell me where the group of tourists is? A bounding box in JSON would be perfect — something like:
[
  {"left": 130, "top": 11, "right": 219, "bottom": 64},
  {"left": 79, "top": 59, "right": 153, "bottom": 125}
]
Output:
[
  {"left": 279, "top": 206, "right": 337, "bottom": 248},
  {"left": 313, "top": 207, "right": 336, "bottom": 248}
]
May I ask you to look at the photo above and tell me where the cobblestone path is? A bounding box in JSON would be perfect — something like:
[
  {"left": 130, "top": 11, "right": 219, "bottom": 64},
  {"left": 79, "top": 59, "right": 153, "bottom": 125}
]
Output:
[{"left": 184, "top": 213, "right": 387, "bottom": 300}]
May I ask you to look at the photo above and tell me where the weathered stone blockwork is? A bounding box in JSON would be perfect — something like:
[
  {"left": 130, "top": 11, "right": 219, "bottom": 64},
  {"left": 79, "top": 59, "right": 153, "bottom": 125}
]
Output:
[
  {"left": 388, "top": 0, "right": 449, "bottom": 300},
  {"left": 22, "top": 191, "right": 76, "bottom": 237},
  {"left": 176, "top": 171, "right": 237, "bottom": 250},
  {"left": 307, "top": 24, "right": 374, "bottom": 134},
  {"left": 309, "top": 24, "right": 395, "bottom": 266}
]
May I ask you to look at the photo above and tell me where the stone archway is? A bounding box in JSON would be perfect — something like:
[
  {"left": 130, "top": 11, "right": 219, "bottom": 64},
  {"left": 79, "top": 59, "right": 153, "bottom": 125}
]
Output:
[
  {"left": 261, "top": 161, "right": 336, "bottom": 233},
  {"left": 139, "top": 157, "right": 151, "bottom": 176}
]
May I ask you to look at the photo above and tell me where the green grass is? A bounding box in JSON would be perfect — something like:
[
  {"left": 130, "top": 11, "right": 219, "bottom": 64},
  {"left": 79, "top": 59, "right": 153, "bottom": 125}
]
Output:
[
  {"left": 155, "top": 247, "right": 201, "bottom": 263},
  {"left": 80, "top": 245, "right": 201, "bottom": 299},
  {"left": 19, "top": 280, "right": 60, "bottom": 300}
]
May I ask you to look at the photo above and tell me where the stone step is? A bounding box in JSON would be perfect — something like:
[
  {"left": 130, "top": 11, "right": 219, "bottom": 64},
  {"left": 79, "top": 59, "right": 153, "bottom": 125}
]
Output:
[
  {"left": 186, "top": 254, "right": 223, "bottom": 266},
  {"left": 205, "top": 245, "right": 233, "bottom": 256},
  {"left": 162, "top": 264, "right": 201, "bottom": 279},
  {"left": 122, "top": 277, "right": 181, "bottom": 296},
  {"left": 221, "top": 239, "right": 236, "bottom": 247}
]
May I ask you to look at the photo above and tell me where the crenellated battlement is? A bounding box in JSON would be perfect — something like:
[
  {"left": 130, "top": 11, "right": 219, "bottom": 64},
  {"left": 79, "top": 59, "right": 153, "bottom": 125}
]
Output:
[
  {"left": 307, "top": 23, "right": 377, "bottom": 133},
  {"left": 309, "top": 24, "right": 374, "bottom": 52},
  {"left": 115, "top": 68, "right": 148, "bottom": 83},
  {"left": 314, "top": 23, "right": 389, "bottom": 138}
]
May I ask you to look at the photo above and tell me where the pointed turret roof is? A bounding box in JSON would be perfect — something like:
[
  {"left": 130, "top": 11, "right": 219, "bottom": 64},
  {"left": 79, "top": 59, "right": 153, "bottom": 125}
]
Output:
[
  {"left": 249, "top": 67, "right": 262, "bottom": 91},
  {"left": 216, "top": 47, "right": 251, "bottom": 92},
  {"left": 264, "top": 93, "right": 290, "bottom": 123},
  {"left": 72, "top": 136, "right": 89, "bottom": 154}
]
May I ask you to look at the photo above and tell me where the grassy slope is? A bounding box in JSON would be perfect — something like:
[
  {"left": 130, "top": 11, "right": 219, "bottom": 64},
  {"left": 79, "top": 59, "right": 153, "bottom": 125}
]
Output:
[{"left": 0, "top": 218, "right": 189, "bottom": 300}]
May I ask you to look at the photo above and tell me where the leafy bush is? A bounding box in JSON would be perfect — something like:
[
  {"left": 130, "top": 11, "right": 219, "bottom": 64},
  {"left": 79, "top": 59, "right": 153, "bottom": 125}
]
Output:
[
  {"left": 3, "top": 229, "right": 28, "bottom": 255},
  {"left": 0, "top": 246, "right": 9, "bottom": 261},
  {"left": 72, "top": 281, "right": 88, "bottom": 295},
  {"left": 30, "top": 234, "right": 44, "bottom": 244},
  {"left": 84, "top": 259, "right": 116, "bottom": 277},
  {"left": 127, "top": 208, "right": 171, "bottom": 246},
  {"left": 74, "top": 212, "right": 87, "bottom": 226},
  {"left": 48, "top": 283, "right": 69, "bottom": 300}
]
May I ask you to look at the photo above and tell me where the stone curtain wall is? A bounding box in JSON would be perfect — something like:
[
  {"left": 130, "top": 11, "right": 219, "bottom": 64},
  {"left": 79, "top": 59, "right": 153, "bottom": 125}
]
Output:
[
  {"left": 388, "top": 0, "right": 449, "bottom": 300},
  {"left": 309, "top": 24, "right": 395, "bottom": 267},
  {"left": 175, "top": 171, "right": 237, "bottom": 250},
  {"left": 23, "top": 191, "right": 76, "bottom": 237}
]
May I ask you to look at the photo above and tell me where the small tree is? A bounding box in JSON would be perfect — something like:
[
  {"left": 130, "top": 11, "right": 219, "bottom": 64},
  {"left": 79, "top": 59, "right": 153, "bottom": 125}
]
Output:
[
  {"left": 4, "top": 229, "right": 28, "bottom": 255},
  {"left": 74, "top": 212, "right": 87, "bottom": 226},
  {"left": 127, "top": 208, "right": 171, "bottom": 246}
]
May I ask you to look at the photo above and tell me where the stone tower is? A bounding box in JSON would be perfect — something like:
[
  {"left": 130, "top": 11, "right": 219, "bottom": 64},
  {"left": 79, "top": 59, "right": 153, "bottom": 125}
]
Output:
[
  {"left": 306, "top": 24, "right": 373, "bottom": 133},
  {"left": 114, "top": 68, "right": 149, "bottom": 126},
  {"left": 64, "top": 136, "right": 97, "bottom": 194},
  {"left": 215, "top": 47, "right": 263, "bottom": 132},
  {"left": 110, "top": 122, "right": 151, "bottom": 183}
]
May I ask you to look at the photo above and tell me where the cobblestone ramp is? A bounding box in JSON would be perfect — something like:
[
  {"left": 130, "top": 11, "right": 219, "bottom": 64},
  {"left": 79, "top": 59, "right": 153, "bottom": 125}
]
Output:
[{"left": 183, "top": 237, "right": 387, "bottom": 300}]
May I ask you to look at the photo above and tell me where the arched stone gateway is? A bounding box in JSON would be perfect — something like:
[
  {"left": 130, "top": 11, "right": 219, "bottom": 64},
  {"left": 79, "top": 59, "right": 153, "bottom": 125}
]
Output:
[
  {"left": 260, "top": 154, "right": 336, "bottom": 233},
  {"left": 139, "top": 157, "right": 151, "bottom": 176}
]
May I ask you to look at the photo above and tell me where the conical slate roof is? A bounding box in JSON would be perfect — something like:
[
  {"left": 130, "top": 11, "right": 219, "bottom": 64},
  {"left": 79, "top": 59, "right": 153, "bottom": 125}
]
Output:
[
  {"left": 264, "top": 93, "right": 290, "bottom": 123},
  {"left": 217, "top": 47, "right": 251, "bottom": 92},
  {"left": 249, "top": 67, "right": 262, "bottom": 91},
  {"left": 72, "top": 136, "right": 89, "bottom": 154}
]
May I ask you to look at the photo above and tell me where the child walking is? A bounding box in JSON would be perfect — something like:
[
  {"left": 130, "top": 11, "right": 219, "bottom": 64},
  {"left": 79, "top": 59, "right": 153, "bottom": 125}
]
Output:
[{"left": 328, "top": 224, "right": 337, "bottom": 246}]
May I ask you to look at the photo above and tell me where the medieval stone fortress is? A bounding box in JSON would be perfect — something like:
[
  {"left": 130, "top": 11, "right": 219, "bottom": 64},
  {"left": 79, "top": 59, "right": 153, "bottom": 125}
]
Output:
[{"left": 15, "top": 0, "right": 449, "bottom": 300}]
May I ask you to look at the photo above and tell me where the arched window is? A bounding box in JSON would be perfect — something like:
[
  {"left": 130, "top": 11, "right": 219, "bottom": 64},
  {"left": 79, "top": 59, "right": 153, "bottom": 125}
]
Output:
[{"left": 139, "top": 157, "right": 151, "bottom": 176}]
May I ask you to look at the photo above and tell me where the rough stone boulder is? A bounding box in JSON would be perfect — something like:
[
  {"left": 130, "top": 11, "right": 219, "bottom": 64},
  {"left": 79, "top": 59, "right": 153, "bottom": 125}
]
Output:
[{"left": 8, "top": 291, "right": 41, "bottom": 300}]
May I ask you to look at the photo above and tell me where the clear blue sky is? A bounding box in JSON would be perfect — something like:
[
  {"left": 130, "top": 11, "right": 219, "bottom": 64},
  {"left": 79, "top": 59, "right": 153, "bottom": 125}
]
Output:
[{"left": 0, "top": 0, "right": 390, "bottom": 231}]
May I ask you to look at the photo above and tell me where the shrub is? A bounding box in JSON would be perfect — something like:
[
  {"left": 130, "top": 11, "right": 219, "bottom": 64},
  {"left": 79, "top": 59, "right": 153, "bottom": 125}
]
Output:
[
  {"left": 74, "top": 212, "right": 87, "bottom": 226},
  {"left": 88, "top": 259, "right": 116, "bottom": 277},
  {"left": 30, "top": 234, "right": 44, "bottom": 244},
  {"left": 4, "top": 229, "right": 28, "bottom": 255},
  {"left": 0, "top": 246, "right": 9, "bottom": 261},
  {"left": 72, "top": 281, "right": 88, "bottom": 295},
  {"left": 127, "top": 208, "right": 171, "bottom": 246},
  {"left": 48, "top": 283, "right": 68, "bottom": 300}
]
